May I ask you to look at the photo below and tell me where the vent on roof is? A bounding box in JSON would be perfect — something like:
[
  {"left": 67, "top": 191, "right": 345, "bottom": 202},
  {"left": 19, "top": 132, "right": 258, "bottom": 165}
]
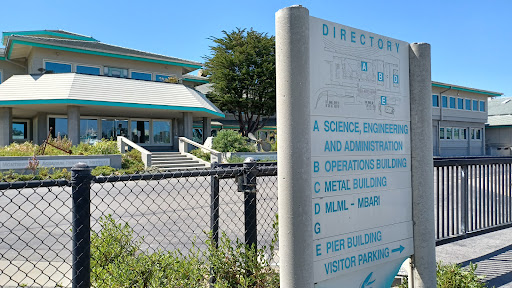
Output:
[{"left": 502, "top": 99, "right": 511, "bottom": 104}]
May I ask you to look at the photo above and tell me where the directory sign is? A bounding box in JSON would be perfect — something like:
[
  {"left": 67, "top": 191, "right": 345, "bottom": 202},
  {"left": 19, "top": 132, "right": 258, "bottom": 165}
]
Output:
[{"left": 309, "top": 16, "right": 413, "bottom": 287}]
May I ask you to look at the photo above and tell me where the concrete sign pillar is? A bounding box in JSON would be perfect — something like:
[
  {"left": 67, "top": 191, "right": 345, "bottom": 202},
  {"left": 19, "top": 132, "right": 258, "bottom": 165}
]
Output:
[
  {"left": 67, "top": 105, "right": 80, "bottom": 145},
  {"left": 409, "top": 43, "right": 436, "bottom": 288},
  {"left": 36, "top": 112, "right": 48, "bottom": 145},
  {"left": 276, "top": 6, "right": 313, "bottom": 288},
  {"left": 277, "top": 5, "right": 435, "bottom": 288},
  {"left": 0, "top": 107, "right": 12, "bottom": 147},
  {"left": 183, "top": 112, "right": 193, "bottom": 140}
]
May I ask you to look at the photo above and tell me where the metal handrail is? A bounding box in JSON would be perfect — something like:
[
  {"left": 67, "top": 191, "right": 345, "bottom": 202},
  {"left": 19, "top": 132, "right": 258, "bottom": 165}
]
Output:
[
  {"left": 178, "top": 137, "right": 222, "bottom": 163},
  {"left": 117, "top": 136, "right": 152, "bottom": 168}
]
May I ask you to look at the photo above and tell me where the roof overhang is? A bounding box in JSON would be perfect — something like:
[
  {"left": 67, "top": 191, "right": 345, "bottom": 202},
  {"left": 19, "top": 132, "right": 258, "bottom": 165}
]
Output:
[
  {"left": 0, "top": 74, "right": 224, "bottom": 119},
  {"left": 432, "top": 81, "right": 503, "bottom": 97},
  {"left": 2, "top": 30, "right": 98, "bottom": 45},
  {"left": 5, "top": 37, "right": 202, "bottom": 72}
]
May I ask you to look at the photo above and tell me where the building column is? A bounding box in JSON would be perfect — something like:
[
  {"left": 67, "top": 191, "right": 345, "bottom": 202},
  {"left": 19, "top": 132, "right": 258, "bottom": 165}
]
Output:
[
  {"left": 202, "top": 117, "right": 211, "bottom": 143},
  {"left": 172, "top": 118, "right": 179, "bottom": 149},
  {"left": 183, "top": 112, "right": 193, "bottom": 140},
  {"left": 36, "top": 112, "right": 48, "bottom": 145},
  {"left": 0, "top": 107, "right": 12, "bottom": 147},
  {"left": 67, "top": 105, "right": 80, "bottom": 145}
]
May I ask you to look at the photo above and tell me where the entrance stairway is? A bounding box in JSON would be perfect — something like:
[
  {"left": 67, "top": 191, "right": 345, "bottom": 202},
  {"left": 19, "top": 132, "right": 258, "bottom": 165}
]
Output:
[{"left": 150, "top": 152, "right": 210, "bottom": 171}]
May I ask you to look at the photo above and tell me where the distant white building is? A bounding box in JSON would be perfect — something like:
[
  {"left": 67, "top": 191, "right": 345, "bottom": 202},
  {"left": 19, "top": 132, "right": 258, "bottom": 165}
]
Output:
[{"left": 431, "top": 81, "right": 502, "bottom": 157}]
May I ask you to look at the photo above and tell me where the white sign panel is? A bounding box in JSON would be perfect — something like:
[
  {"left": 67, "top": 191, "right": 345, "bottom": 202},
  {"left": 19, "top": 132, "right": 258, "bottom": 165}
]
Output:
[{"left": 309, "top": 16, "right": 412, "bottom": 287}]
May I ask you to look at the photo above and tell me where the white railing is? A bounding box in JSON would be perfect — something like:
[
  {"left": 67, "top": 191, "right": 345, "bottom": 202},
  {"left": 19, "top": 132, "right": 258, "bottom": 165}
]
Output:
[
  {"left": 117, "top": 136, "right": 152, "bottom": 168},
  {"left": 178, "top": 137, "right": 222, "bottom": 164}
]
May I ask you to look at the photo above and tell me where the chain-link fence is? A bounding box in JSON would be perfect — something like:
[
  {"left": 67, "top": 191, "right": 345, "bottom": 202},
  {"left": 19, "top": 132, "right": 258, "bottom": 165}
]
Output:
[{"left": 0, "top": 162, "right": 278, "bottom": 288}]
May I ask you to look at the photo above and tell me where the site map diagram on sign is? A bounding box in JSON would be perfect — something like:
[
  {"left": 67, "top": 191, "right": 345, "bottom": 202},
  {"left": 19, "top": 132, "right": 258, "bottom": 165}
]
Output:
[{"left": 309, "top": 16, "right": 413, "bottom": 288}]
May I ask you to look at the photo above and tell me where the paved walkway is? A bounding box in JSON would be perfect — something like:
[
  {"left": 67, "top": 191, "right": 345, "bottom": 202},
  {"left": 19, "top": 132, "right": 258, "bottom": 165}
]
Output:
[{"left": 436, "top": 227, "right": 512, "bottom": 287}]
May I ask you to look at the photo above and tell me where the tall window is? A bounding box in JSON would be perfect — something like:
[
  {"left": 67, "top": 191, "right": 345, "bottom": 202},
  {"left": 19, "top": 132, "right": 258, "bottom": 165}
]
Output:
[
  {"left": 439, "top": 127, "right": 445, "bottom": 139},
  {"left": 45, "top": 61, "right": 72, "bottom": 73},
  {"left": 12, "top": 121, "right": 28, "bottom": 140},
  {"left": 449, "top": 97, "right": 456, "bottom": 109},
  {"left": 480, "top": 101, "right": 486, "bottom": 112},
  {"left": 442, "top": 96, "right": 448, "bottom": 108},
  {"left": 473, "top": 100, "right": 478, "bottom": 111},
  {"left": 457, "top": 98, "right": 464, "bottom": 110},
  {"left": 49, "top": 117, "right": 68, "bottom": 139},
  {"left": 77, "top": 65, "right": 100, "bottom": 75},
  {"left": 80, "top": 119, "right": 98, "bottom": 144},
  {"left": 446, "top": 128, "right": 452, "bottom": 139},
  {"left": 153, "top": 121, "right": 171, "bottom": 144},
  {"left": 465, "top": 99, "right": 471, "bottom": 110},
  {"left": 432, "top": 95, "right": 439, "bottom": 107}
]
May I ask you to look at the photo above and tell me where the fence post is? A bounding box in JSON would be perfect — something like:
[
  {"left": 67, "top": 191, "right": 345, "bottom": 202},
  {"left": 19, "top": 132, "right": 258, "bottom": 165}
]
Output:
[
  {"left": 210, "top": 162, "right": 220, "bottom": 286},
  {"left": 243, "top": 158, "right": 258, "bottom": 248},
  {"left": 461, "top": 165, "right": 469, "bottom": 235},
  {"left": 71, "top": 163, "right": 92, "bottom": 288}
]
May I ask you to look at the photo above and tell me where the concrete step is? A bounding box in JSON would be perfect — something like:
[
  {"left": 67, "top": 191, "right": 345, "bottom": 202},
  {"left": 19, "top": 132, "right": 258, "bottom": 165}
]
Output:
[
  {"left": 153, "top": 163, "right": 206, "bottom": 168},
  {"left": 151, "top": 152, "right": 182, "bottom": 156},
  {"left": 152, "top": 159, "right": 199, "bottom": 165}
]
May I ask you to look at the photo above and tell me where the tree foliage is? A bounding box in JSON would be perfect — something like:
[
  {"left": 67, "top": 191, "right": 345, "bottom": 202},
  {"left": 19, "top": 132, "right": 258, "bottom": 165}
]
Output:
[{"left": 204, "top": 28, "right": 275, "bottom": 136}]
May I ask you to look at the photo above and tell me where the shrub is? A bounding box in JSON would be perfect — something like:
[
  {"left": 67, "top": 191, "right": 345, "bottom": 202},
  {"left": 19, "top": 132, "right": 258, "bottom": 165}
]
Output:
[
  {"left": 90, "top": 215, "right": 279, "bottom": 288},
  {"left": 122, "top": 149, "right": 145, "bottom": 172},
  {"left": 92, "top": 166, "right": 117, "bottom": 176},
  {"left": 73, "top": 140, "right": 119, "bottom": 155},
  {"left": 212, "top": 130, "right": 254, "bottom": 152},
  {"left": 190, "top": 148, "right": 211, "bottom": 162},
  {"left": 399, "top": 262, "right": 488, "bottom": 288},
  {"left": 226, "top": 155, "right": 246, "bottom": 163}
]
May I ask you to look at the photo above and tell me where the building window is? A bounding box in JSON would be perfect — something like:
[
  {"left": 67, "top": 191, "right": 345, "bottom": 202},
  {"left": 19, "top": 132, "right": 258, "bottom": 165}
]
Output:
[
  {"left": 12, "top": 121, "right": 28, "bottom": 140},
  {"left": 131, "top": 120, "right": 150, "bottom": 144},
  {"left": 480, "top": 101, "right": 485, "bottom": 112},
  {"left": 153, "top": 121, "right": 171, "bottom": 144},
  {"left": 131, "top": 71, "right": 152, "bottom": 81},
  {"left": 473, "top": 100, "right": 478, "bottom": 111},
  {"left": 439, "top": 127, "right": 445, "bottom": 139},
  {"left": 442, "top": 96, "right": 448, "bottom": 108},
  {"left": 45, "top": 61, "right": 72, "bottom": 73},
  {"left": 104, "top": 67, "right": 128, "bottom": 78},
  {"left": 155, "top": 74, "right": 175, "bottom": 82},
  {"left": 432, "top": 95, "right": 439, "bottom": 107},
  {"left": 449, "top": 97, "right": 456, "bottom": 109},
  {"left": 446, "top": 128, "right": 452, "bottom": 140},
  {"left": 454, "top": 128, "right": 460, "bottom": 139},
  {"left": 77, "top": 65, "right": 100, "bottom": 75},
  {"left": 465, "top": 99, "right": 471, "bottom": 111},
  {"left": 80, "top": 119, "right": 98, "bottom": 144},
  {"left": 457, "top": 98, "right": 464, "bottom": 110},
  {"left": 462, "top": 128, "right": 467, "bottom": 139},
  {"left": 476, "top": 129, "right": 481, "bottom": 139},
  {"left": 49, "top": 117, "right": 68, "bottom": 139}
]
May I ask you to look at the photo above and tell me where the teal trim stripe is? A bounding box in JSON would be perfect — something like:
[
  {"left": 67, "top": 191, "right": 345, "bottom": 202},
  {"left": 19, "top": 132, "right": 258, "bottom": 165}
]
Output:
[
  {"left": 183, "top": 77, "right": 209, "bottom": 84},
  {"left": 0, "top": 99, "right": 225, "bottom": 118},
  {"left": 9, "top": 40, "right": 202, "bottom": 69},
  {"left": 3, "top": 31, "right": 98, "bottom": 42},
  {"left": 432, "top": 83, "right": 502, "bottom": 97}
]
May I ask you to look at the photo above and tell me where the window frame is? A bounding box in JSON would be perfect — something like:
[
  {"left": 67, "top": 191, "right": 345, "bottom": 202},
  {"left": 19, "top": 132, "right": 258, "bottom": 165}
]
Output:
[
  {"left": 155, "top": 73, "right": 177, "bottom": 82},
  {"left": 432, "top": 95, "right": 439, "bottom": 107},
  {"left": 465, "top": 99, "right": 471, "bottom": 111},
  {"left": 457, "top": 98, "right": 464, "bottom": 110},
  {"left": 76, "top": 63, "right": 102, "bottom": 76},
  {"left": 479, "top": 100, "right": 486, "bottom": 112},
  {"left": 442, "top": 96, "right": 448, "bottom": 108},
  {"left": 449, "top": 97, "right": 456, "bottom": 109},
  {"left": 439, "top": 127, "right": 445, "bottom": 139},
  {"left": 12, "top": 119, "right": 30, "bottom": 142},
  {"left": 104, "top": 66, "right": 129, "bottom": 78},
  {"left": 43, "top": 59, "right": 72, "bottom": 74},
  {"left": 130, "top": 70, "right": 153, "bottom": 81},
  {"left": 473, "top": 100, "right": 478, "bottom": 111}
]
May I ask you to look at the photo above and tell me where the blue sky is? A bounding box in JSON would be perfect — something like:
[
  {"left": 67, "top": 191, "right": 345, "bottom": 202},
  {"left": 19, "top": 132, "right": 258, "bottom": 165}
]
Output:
[{"left": 1, "top": 0, "right": 510, "bottom": 96}]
